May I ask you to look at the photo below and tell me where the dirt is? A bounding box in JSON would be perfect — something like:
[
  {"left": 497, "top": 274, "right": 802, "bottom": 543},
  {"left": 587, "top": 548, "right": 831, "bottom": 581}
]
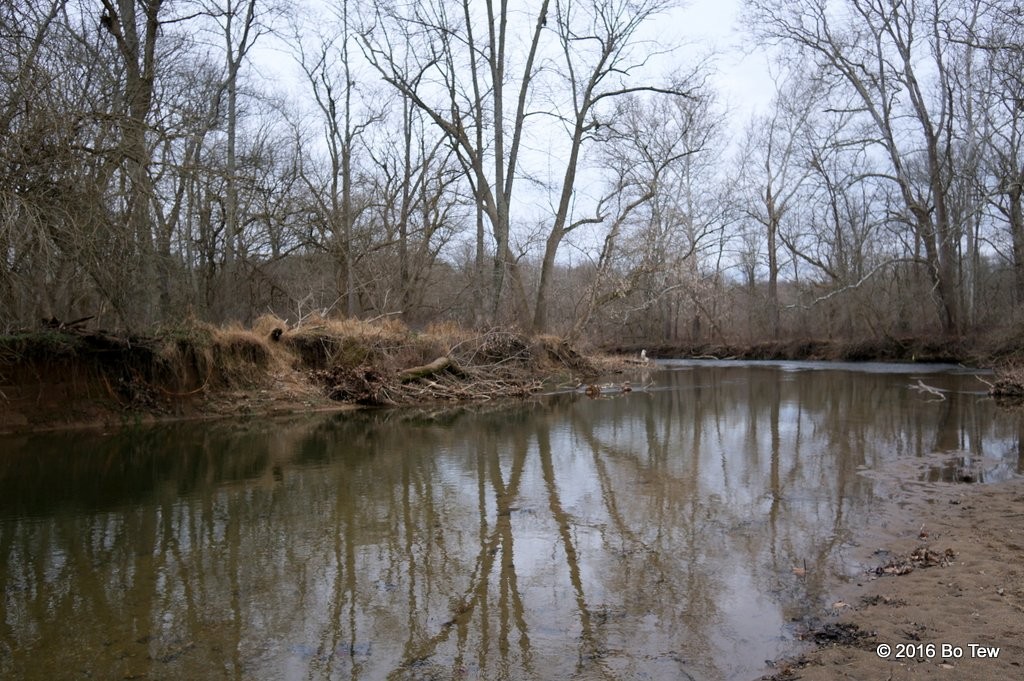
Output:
[
  {"left": 0, "top": 320, "right": 612, "bottom": 434},
  {"left": 761, "top": 474, "right": 1024, "bottom": 681}
]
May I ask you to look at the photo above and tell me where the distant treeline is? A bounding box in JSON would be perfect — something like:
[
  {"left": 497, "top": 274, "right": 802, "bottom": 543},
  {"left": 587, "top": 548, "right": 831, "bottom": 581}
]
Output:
[{"left": 2, "top": 1, "right": 1021, "bottom": 345}]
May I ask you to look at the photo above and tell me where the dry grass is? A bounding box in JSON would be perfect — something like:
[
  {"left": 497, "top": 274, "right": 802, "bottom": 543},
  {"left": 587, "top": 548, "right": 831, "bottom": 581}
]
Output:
[
  {"left": 252, "top": 313, "right": 289, "bottom": 339},
  {"left": 210, "top": 325, "right": 271, "bottom": 386},
  {"left": 1, "top": 316, "right": 598, "bottom": 421},
  {"left": 297, "top": 324, "right": 596, "bottom": 407},
  {"left": 991, "top": 362, "right": 1024, "bottom": 400},
  {"left": 283, "top": 314, "right": 420, "bottom": 369},
  {"left": 155, "top": 319, "right": 272, "bottom": 391}
]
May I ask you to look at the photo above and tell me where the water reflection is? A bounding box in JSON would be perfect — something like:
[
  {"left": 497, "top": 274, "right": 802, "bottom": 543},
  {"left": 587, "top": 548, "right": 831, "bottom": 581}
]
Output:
[{"left": 0, "top": 363, "right": 1020, "bottom": 680}]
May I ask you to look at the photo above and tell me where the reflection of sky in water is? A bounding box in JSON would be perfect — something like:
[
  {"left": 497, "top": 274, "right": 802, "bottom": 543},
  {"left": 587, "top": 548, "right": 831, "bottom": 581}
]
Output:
[{"left": 0, "top": 362, "right": 1021, "bottom": 681}]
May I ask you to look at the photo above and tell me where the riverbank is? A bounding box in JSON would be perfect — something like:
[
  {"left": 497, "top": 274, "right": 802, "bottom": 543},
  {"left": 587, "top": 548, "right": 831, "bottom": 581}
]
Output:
[
  {"left": 3, "top": 321, "right": 1021, "bottom": 434},
  {"left": 608, "top": 330, "right": 1024, "bottom": 368},
  {"left": 761, "top": 468, "right": 1024, "bottom": 680},
  {"left": 611, "top": 333, "right": 1024, "bottom": 405},
  {"left": 0, "top": 317, "right": 602, "bottom": 434}
]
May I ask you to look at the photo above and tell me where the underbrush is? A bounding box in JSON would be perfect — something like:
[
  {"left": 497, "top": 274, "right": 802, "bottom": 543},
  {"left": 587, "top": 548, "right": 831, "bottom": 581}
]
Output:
[
  {"left": 156, "top": 321, "right": 273, "bottom": 392},
  {"left": 0, "top": 316, "right": 598, "bottom": 423},
  {"left": 989, "top": 362, "right": 1024, "bottom": 402},
  {"left": 288, "top": 318, "right": 595, "bottom": 406}
]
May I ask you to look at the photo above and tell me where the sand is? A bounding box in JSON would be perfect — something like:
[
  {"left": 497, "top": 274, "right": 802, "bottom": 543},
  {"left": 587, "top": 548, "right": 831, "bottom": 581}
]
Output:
[{"left": 762, "top": 471, "right": 1024, "bottom": 680}]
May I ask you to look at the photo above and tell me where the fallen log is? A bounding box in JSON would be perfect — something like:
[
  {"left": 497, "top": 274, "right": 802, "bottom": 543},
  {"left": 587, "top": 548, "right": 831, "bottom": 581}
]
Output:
[{"left": 398, "top": 356, "right": 458, "bottom": 383}]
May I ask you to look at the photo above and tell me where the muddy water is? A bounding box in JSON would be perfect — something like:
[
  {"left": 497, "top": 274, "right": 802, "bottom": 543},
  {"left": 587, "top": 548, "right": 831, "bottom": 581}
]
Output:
[{"left": 1, "top": 362, "right": 1021, "bottom": 680}]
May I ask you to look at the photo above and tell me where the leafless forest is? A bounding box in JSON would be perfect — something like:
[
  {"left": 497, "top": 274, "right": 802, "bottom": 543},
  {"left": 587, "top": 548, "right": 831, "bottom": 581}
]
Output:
[{"left": 2, "top": 0, "right": 1022, "bottom": 345}]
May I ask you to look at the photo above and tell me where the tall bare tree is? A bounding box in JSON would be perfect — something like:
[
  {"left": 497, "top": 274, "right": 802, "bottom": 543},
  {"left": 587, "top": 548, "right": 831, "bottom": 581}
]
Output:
[
  {"left": 744, "top": 0, "right": 970, "bottom": 334},
  {"left": 293, "top": 0, "right": 379, "bottom": 317},
  {"left": 531, "top": 0, "right": 698, "bottom": 332},
  {"left": 568, "top": 91, "right": 712, "bottom": 340},
  {"left": 734, "top": 69, "right": 824, "bottom": 339},
  {"left": 362, "top": 0, "right": 551, "bottom": 324},
  {"left": 969, "top": 0, "right": 1024, "bottom": 311},
  {"left": 199, "top": 0, "right": 268, "bottom": 266},
  {"left": 99, "top": 0, "right": 168, "bottom": 327},
  {"left": 363, "top": 0, "right": 697, "bottom": 331}
]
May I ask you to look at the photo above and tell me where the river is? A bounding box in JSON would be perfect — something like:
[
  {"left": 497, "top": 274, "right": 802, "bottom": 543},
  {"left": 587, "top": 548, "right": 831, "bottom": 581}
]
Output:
[{"left": 1, "top": 361, "right": 1021, "bottom": 680}]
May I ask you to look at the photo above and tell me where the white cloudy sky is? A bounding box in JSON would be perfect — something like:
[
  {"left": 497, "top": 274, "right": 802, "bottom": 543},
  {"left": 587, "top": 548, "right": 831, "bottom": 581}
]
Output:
[
  {"left": 253, "top": 0, "right": 777, "bottom": 244},
  {"left": 259, "top": 0, "right": 775, "bottom": 125},
  {"left": 672, "top": 0, "right": 776, "bottom": 122}
]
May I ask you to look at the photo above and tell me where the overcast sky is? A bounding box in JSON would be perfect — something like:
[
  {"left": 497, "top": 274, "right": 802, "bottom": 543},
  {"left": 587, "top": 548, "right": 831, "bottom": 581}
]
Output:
[
  {"left": 260, "top": 0, "right": 776, "bottom": 126},
  {"left": 254, "top": 0, "right": 777, "bottom": 241},
  {"left": 675, "top": 0, "right": 775, "bottom": 123}
]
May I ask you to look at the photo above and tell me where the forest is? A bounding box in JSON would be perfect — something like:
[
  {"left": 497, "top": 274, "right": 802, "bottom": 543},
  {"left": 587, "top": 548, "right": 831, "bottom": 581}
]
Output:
[{"left": 2, "top": 0, "right": 1022, "bottom": 347}]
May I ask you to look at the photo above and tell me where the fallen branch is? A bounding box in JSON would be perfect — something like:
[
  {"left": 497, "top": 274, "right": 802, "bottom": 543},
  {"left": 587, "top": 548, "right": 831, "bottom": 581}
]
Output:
[
  {"left": 973, "top": 374, "right": 995, "bottom": 389},
  {"left": 398, "top": 356, "right": 456, "bottom": 383},
  {"left": 910, "top": 379, "right": 946, "bottom": 400}
]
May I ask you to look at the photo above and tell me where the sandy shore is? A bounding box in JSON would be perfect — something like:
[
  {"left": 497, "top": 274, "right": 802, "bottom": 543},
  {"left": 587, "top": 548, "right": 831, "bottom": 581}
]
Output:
[{"left": 762, "top": 469, "right": 1024, "bottom": 680}]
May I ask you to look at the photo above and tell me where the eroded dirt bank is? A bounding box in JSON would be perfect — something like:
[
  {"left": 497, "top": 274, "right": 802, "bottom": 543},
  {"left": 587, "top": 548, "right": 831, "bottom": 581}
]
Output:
[
  {"left": 5, "top": 321, "right": 1023, "bottom": 434},
  {"left": 761, "top": 468, "right": 1024, "bottom": 681},
  {"left": 0, "top": 317, "right": 600, "bottom": 434}
]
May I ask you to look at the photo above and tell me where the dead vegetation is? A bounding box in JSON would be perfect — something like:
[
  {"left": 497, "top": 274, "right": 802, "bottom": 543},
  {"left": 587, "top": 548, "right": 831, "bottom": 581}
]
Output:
[
  {"left": 761, "top": 623, "right": 874, "bottom": 680},
  {"left": 292, "top": 319, "right": 595, "bottom": 406},
  {"left": 988, "top": 362, "right": 1024, "bottom": 401},
  {"left": 0, "top": 316, "right": 599, "bottom": 431},
  {"left": 873, "top": 546, "right": 958, "bottom": 576}
]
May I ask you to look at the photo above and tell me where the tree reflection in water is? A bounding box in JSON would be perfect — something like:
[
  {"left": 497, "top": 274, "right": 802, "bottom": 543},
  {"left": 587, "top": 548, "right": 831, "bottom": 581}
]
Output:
[{"left": 0, "top": 363, "right": 1020, "bottom": 680}]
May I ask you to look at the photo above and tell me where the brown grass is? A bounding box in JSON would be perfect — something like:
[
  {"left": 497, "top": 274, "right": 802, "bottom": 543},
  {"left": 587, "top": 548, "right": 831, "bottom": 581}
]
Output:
[
  {"left": 251, "top": 313, "right": 289, "bottom": 339},
  {"left": 210, "top": 325, "right": 271, "bottom": 386},
  {"left": 153, "top": 320, "right": 272, "bottom": 391},
  {"left": 0, "top": 317, "right": 598, "bottom": 429},
  {"left": 990, "top": 362, "right": 1024, "bottom": 400},
  {"left": 284, "top": 314, "right": 436, "bottom": 371}
]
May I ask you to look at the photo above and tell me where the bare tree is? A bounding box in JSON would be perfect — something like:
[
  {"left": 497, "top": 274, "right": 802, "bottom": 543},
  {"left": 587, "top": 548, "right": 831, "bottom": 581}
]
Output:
[
  {"left": 363, "top": 103, "right": 465, "bottom": 320},
  {"left": 361, "top": 0, "right": 551, "bottom": 324},
  {"left": 567, "top": 92, "right": 711, "bottom": 341},
  {"left": 292, "top": 0, "right": 380, "bottom": 317},
  {"left": 98, "top": 0, "right": 169, "bottom": 327},
  {"left": 734, "top": 68, "right": 825, "bottom": 339},
  {"left": 198, "top": 0, "right": 270, "bottom": 266},
  {"left": 0, "top": 1, "right": 70, "bottom": 327},
  {"left": 744, "top": 0, "right": 972, "bottom": 334},
  {"left": 531, "top": 0, "right": 698, "bottom": 332},
  {"left": 362, "top": 0, "right": 696, "bottom": 331},
  {"left": 968, "top": 0, "right": 1024, "bottom": 311}
]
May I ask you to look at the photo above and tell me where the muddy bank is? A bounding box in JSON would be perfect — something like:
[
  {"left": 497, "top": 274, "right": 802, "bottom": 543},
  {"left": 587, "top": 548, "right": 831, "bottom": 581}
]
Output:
[
  {"left": 760, "top": 473, "right": 1024, "bottom": 680},
  {"left": 608, "top": 331, "right": 1024, "bottom": 366},
  {"left": 0, "top": 317, "right": 600, "bottom": 434}
]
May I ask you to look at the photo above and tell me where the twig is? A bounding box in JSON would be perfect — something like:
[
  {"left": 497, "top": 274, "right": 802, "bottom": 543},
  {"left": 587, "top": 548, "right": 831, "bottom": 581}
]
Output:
[
  {"left": 364, "top": 310, "right": 404, "bottom": 323},
  {"left": 973, "top": 374, "right": 994, "bottom": 389}
]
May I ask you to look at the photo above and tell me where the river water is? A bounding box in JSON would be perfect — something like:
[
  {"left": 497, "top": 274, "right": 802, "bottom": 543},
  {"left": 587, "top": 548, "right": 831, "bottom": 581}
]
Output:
[{"left": 1, "top": 361, "right": 1021, "bottom": 680}]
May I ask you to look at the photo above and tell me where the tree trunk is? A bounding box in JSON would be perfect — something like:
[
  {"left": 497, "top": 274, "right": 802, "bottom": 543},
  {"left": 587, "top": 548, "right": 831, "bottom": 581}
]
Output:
[{"left": 1009, "top": 188, "right": 1024, "bottom": 310}]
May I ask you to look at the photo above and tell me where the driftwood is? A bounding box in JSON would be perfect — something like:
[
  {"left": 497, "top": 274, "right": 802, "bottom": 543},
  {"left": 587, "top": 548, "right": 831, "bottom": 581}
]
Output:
[
  {"left": 910, "top": 379, "right": 946, "bottom": 400},
  {"left": 398, "top": 356, "right": 459, "bottom": 383}
]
